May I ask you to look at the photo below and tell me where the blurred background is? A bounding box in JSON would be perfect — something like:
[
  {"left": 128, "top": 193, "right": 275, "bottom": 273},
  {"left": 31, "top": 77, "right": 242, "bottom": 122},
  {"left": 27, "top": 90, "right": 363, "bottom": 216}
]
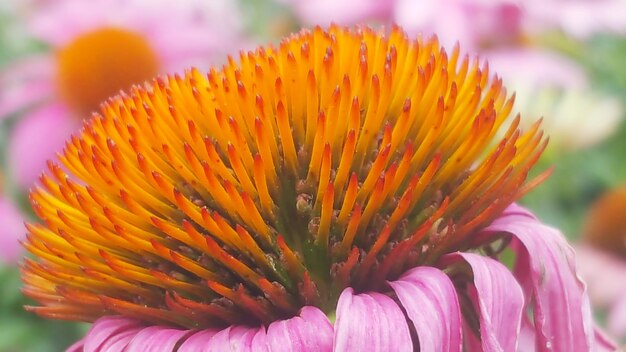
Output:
[{"left": 1, "top": 0, "right": 625, "bottom": 350}]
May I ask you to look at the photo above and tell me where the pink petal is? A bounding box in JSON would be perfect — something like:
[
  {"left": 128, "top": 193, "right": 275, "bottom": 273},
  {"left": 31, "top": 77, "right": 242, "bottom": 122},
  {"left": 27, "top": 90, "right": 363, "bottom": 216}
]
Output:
[
  {"left": 387, "top": 266, "right": 462, "bottom": 352},
  {"left": 290, "top": 0, "right": 392, "bottom": 26},
  {"left": 485, "top": 49, "right": 587, "bottom": 89},
  {"left": 481, "top": 204, "right": 614, "bottom": 351},
  {"left": 0, "top": 197, "right": 26, "bottom": 264},
  {"left": 265, "top": 306, "right": 333, "bottom": 352},
  {"left": 82, "top": 316, "right": 144, "bottom": 352},
  {"left": 124, "top": 326, "right": 191, "bottom": 352},
  {"left": 8, "top": 103, "right": 79, "bottom": 189},
  {"left": 95, "top": 325, "right": 144, "bottom": 351},
  {"left": 518, "top": 315, "right": 537, "bottom": 352},
  {"left": 208, "top": 325, "right": 260, "bottom": 351},
  {"left": 595, "top": 327, "right": 622, "bottom": 352},
  {"left": 0, "top": 79, "right": 54, "bottom": 119},
  {"left": 443, "top": 252, "right": 524, "bottom": 351},
  {"left": 334, "top": 287, "right": 413, "bottom": 351},
  {"left": 250, "top": 328, "right": 269, "bottom": 352},
  {"left": 28, "top": 0, "right": 113, "bottom": 46},
  {"left": 176, "top": 329, "right": 219, "bottom": 352},
  {"left": 574, "top": 244, "right": 626, "bottom": 308},
  {"left": 608, "top": 295, "right": 626, "bottom": 340},
  {"left": 0, "top": 55, "right": 55, "bottom": 120},
  {"left": 65, "top": 338, "right": 85, "bottom": 352},
  {"left": 178, "top": 307, "right": 331, "bottom": 351}
]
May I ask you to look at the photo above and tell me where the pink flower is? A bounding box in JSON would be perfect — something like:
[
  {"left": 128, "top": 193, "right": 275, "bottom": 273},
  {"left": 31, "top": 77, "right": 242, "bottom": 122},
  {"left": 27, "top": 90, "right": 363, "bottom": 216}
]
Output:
[
  {"left": 19, "top": 26, "right": 616, "bottom": 351},
  {"left": 0, "top": 0, "right": 246, "bottom": 189},
  {"left": 394, "top": 0, "right": 523, "bottom": 52},
  {"left": 283, "top": 0, "right": 523, "bottom": 53},
  {"left": 524, "top": 0, "right": 626, "bottom": 38},
  {"left": 278, "top": 0, "right": 394, "bottom": 27},
  {"left": 576, "top": 245, "right": 626, "bottom": 341},
  {"left": 65, "top": 205, "right": 616, "bottom": 351}
]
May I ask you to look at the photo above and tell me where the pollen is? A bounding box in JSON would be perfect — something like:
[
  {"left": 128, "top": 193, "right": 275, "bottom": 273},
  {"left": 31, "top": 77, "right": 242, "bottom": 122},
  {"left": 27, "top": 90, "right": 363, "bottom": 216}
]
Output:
[
  {"left": 22, "top": 25, "right": 548, "bottom": 328},
  {"left": 56, "top": 28, "right": 160, "bottom": 118}
]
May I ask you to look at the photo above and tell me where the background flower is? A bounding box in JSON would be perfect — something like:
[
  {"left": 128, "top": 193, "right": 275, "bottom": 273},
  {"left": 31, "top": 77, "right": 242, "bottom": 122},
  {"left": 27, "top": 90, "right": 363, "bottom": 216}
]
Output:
[
  {"left": 576, "top": 185, "right": 626, "bottom": 341},
  {"left": 1, "top": 0, "right": 247, "bottom": 190}
]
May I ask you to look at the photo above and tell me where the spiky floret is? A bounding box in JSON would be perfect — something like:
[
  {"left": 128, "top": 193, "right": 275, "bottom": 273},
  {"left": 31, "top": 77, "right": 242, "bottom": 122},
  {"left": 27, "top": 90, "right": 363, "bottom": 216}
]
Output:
[{"left": 22, "top": 25, "right": 547, "bottom": 328}]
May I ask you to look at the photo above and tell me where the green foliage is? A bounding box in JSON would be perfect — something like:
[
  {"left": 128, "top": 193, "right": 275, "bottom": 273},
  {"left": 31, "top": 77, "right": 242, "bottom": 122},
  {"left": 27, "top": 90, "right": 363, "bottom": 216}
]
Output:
[
  {"left": 521, "top": 34, "right": 626, "bottom": 240},
  {"left": 0, "top": 265, "right": 88, "bottom": 352}
]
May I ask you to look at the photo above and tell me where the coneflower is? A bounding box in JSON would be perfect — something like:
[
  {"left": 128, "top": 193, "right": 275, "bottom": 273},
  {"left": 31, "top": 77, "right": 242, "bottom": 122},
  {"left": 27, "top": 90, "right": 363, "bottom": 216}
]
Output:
[{"left": 21, "top": 25, "right": 615, "bottom": 351}]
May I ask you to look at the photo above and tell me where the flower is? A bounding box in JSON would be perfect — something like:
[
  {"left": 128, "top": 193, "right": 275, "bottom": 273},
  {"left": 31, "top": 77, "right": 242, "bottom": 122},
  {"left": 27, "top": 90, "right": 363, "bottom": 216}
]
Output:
[
  {"left": 577, "top": 186, "right": 626, "bottom": 341},
  {"left": 277, "top": 0, "right": 393, "bottom": 28},
  {"left": 1, "top": 0, "right": 246, "bottom": 189},
  {"left": 282, "top": 0, "right": 524, "bottom": 52},
  {"left": 524, "top": 0, "right": 626, "bottom": 39},
  {"left": 21, "top": 26, "right": 615, "bottom": 351}
]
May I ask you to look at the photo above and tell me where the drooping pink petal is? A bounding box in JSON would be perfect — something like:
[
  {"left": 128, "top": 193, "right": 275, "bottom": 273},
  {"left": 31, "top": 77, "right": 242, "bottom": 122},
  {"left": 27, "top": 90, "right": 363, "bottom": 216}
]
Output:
[
  {"left": 176, "top": 328, "right": 219, "bottom": 352},
  {"left": 481, "top": 204, "right": 614, "bottom": 351},
  {"left": 249, "top": 328, "right": 269, "bottom": 352},
  {"left": 266, "top": 306, "right": 333, "bottom": 352},
  {"left": 82, "top": 316, "right": 144, "bottom": 352},
  {"left": 8, "top": 103, "right": 79, "bottom": 189},
  {"left": 94, "top": 324, "right": 145, "bottom": 351},
  {"left": 442, "top": 252, "right": 524, "bottom": 351},
  {"left": 518, "top": 314, "right": 537, "bottom": 352},
  {"left": 65, "top": 338, "right": 85, "bottom": 352},
  {"left": 201, "top": 325, "right": 263, "bottom": 351},
  {"left": 125, "top": 326, "right": 191, "bottom": 352},
  {"left": 176, "top": 307, "right": 332, "bottom": 352},
  {"left": 387, "top": 266, "right": 462, "bottom": 352},
  {"left": 334, "top": 287, "right": 413, "bottom": 351}
]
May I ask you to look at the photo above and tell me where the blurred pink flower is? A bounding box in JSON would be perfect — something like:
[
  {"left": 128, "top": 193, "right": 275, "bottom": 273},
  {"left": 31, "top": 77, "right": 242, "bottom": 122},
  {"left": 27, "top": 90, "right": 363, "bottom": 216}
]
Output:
[
  {"left": 524, "top": 0, "right": 626, "bottom": 38},
  {"left": 279, "top": 0, "right": 394, "bottom": 27},
  {"left": 0, "top": 196, "right": 25, "bottom": 264},
  {"left": 0, "top": 0, "right": 246, "bottom": 189},
  {"left": 394, "top": 0, "right": 523, "bottom": 52},
  {"left": 576, "top": 245, "right": 626, "bottom": 341},
  {"left": 577, "top": 186, "right": 626, "bottom": 341},
  {"left": 283, "top": 0, "right": 523, "bottom": 53},
  {"left": 284, "top": 0, "right": 626, "bottom": 47}
]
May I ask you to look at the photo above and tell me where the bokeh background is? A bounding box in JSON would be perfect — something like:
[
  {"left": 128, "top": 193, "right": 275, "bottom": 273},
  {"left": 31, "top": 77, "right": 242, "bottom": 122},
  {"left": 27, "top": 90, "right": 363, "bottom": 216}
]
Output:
[{"left": 1, "top": 0, "right": 626, "bottom": 350}]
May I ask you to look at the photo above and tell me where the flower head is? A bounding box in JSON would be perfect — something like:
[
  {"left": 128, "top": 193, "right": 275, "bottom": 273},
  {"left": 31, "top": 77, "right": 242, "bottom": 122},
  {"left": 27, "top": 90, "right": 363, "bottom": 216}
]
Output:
[{"left": 21, "top": 25, "right": 614, "bottom": 351}]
